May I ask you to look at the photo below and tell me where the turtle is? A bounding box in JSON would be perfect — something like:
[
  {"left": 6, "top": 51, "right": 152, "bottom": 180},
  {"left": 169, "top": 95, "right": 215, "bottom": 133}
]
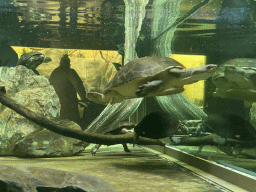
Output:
[
  {"left": 202, "top": 113, "right": 256, "bottom": 141},
  {"left": 17, "top": 52, "right": 52, "bottom": 75},
  {"left": 198, "top": 113, "right": 256, "bottom": 156},
  {"left": 212, "top": 58, "right": 256, "bottom": 107},
  {"left": 87, "top": 56, "right": 217, "bottom": 104},
  {"left": 91, "top": 121, "right": 136, "bottom": 155},
  {"left": 133, "top": 111, "right": 190, "bottom": 146},
  {"left": 134, "top": 111, "right": 180, "bottom": 139}
]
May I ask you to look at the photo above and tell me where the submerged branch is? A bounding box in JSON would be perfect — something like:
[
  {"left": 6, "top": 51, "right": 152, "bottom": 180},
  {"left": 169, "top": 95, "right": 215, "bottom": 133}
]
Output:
[
  {"left": 171, "top": 134, "right": 256, "bottom": 148},
  {"left": 2, "top": 85, "right": 254, "bottom": 148},
  {"left": 0, "top": 86, "right": 164, "bottom": 146}
]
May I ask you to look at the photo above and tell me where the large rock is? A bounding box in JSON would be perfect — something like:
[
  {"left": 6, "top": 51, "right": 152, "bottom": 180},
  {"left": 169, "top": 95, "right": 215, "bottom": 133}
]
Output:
[
  {"left": 13, "top": 120, "right": 89, "bottom": 157},
  {"left": 0, "top": 165, "right": 116, "bottom": 192},
  {"left": 0, "top": 66, "right": 60, "bottom": 155}
]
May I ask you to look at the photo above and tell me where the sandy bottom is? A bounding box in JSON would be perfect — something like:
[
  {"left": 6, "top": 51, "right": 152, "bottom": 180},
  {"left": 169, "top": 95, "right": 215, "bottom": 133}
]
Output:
[{"left": 0, "top": 144, "right": 224, "bottom": 192}]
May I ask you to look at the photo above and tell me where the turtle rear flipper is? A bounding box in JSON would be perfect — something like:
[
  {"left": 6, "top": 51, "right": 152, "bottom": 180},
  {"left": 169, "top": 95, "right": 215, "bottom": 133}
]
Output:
[
  {"left": 86, "top": 92, "right": 107, "bottom": 104},
  {"left": 87, "top": 91, "right": 124, "bottom": 104},
  {"left": 107, "top": 90, "right": 127, "bottom": 104},
  {"left": 161, "top": 88, "right": 184, "bottom": 96}
]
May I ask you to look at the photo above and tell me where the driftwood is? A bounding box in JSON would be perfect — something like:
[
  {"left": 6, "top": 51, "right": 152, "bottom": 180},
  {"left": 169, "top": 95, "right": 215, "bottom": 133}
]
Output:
[
  {"left": 171, "top": 134, "right": 256, "bottom": 148},
  {"left": 1, "top": 85, "right": 256, "bottom": 148},
  {"left": 0, "top": 86, "right": 164, "bottom": 146}
]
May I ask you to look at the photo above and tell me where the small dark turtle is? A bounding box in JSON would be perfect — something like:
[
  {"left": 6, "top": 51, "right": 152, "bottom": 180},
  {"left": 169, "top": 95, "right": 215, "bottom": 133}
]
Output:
[
  {"left": 87, "top": 56, "right": 217, "bottom": 104},
  {"left": 203, "top": 113, "right": 256, "bottom": 141},
  {"left": 91, "top": 121, "right": 135, "bottom": 155},
  {"left": 196, "top": 113, "right": 256, "bottom": 157},
  {"left": 133, "top": 111, "right": 182, "bottom": 145},
  {"left": 17, "top": 52, "right": 52, "bottom": 74}
]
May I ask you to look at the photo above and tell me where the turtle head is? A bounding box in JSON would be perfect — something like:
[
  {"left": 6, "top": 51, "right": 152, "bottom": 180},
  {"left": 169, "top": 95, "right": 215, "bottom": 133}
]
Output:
[
  {"left": 188, "top": 64, "right": 217, "bottom": 80},
  {"left": 169, "top": 64, "right": 217, "bottom": 85},
  {"left": 43, "top": 57, "right": 52, "bottom": 63}
]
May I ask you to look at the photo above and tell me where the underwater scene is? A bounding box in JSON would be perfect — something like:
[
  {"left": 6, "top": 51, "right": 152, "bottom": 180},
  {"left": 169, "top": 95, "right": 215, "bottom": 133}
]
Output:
[{"left": 0, "top": 0, "right": 256, "bottom": 191}]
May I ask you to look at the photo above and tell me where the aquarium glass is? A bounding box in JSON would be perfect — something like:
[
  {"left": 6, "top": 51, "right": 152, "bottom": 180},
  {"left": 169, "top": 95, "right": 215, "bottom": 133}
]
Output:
[{"left": 1, "top": 0, "right": 256, "bottom": 184}]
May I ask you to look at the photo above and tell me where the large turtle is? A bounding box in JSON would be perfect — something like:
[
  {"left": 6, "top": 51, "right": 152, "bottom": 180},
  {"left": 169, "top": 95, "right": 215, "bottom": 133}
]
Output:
[
  {"left": 212, "top": 58, "right": 256, "bottom": 107},
  {"left": 17, "top": 52, "right": 52, "bottom": 74},
  {"left": 87, "top": 56, "right": 217, "bottom": 104}
]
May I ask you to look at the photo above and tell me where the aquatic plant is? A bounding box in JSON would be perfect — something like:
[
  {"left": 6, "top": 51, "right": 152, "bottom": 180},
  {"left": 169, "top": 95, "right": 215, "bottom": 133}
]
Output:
[{"left": 62, "top": 49, "right": 71, "bottom": 55}]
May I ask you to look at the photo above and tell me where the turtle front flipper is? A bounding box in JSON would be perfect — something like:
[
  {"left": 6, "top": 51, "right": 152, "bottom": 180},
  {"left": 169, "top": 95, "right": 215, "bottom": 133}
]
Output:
[
  {"left": 122, "top": 143, "right": 131, "bottom": 152},
  {"left": 135, "top": 80, "right": 163, "bottom": 97},
  {"left": 86, "top": 91, "right": 125, "bottom": 104}
]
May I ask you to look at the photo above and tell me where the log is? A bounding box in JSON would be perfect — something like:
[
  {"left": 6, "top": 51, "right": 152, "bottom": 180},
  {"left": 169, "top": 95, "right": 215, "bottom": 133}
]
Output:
[
  {"left": 1, "top": 85, "right": 255, "bottom": 148},
  {"left": 171, "top": 134, "right": 256, "bottom": 148},
  {"left": 0, "top": 86, "right": 165, "bottom": 146}
]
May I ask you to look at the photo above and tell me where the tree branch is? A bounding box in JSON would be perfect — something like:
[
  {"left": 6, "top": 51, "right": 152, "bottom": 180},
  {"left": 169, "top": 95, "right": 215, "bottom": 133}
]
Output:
[
  {"left": 171, "top": 134, "right": 256, "bottom": 148},
  {"left": 0, "top": 86, "right": 165, "bottom": 146},
  {"left": 3, "top": 85, "right": 254, "bottom": 148}
]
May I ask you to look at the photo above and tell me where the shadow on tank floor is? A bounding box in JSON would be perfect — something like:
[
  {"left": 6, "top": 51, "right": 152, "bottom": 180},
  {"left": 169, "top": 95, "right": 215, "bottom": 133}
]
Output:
[{"left": 0, "top": 144, "right": 224, "bottom": 192}]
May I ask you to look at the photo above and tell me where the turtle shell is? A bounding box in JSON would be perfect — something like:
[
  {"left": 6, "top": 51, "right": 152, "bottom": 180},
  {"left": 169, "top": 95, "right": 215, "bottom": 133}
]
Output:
[
  {"left": 17, "top": 52, "right": 45, "bottom": 69},
  {"left": 104, "top": 56, "right": 184, "bottom": 91}
]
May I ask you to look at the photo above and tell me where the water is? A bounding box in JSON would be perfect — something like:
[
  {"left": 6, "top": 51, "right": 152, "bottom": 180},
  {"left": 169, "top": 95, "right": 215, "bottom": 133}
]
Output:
[
  {"left": 3, "top": 0, "right": 125, "bottom": 49},
  {"left": 0, "top": 0, "right": 256, "bottom": 190}
]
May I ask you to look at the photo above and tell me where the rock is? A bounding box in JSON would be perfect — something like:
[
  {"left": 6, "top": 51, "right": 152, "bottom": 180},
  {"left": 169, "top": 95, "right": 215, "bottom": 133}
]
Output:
[
  {"left": 0, "top": 165, "right": 116, "bottom": 192},
  {"left": 0, "top": 180, "right": 23, "bottom": 192},
  {"left": 0, "top": 65, "right": 60, "bottom": 155},
  {"left": 13, "top": 120, "right": 89, "bottom": 157},
  {"left": 36, "top": 185, "right": 88, "bottom": 192}
]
